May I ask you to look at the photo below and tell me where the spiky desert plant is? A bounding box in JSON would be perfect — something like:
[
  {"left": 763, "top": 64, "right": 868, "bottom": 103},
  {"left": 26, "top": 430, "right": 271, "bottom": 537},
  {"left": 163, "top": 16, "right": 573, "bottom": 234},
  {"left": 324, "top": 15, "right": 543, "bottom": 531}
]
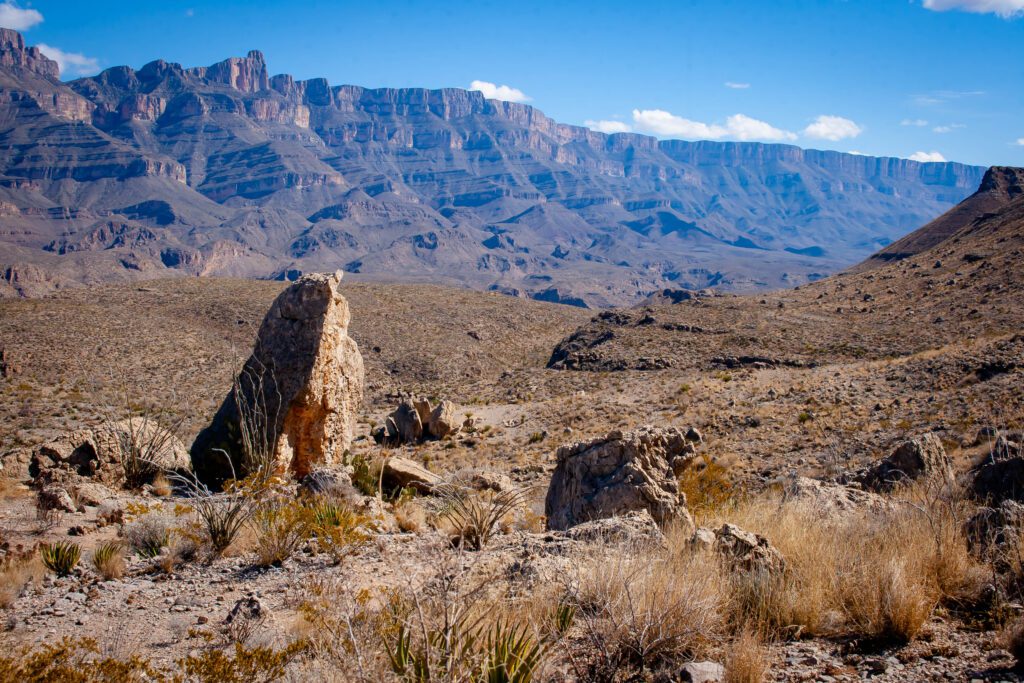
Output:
[
  {"left": 307, "top": 499, "right": 371, "bottom": 563},
  {"left": 91, "top": 541, "right": 126, "bottom": 580},
  {"left": 436, "top": 484, "right": 524, "bottom": 551},
  {"left": 40, "top": 541, "right": 81, "bottom": 577},
  {"left": 169, "top": 467, "right": 262, "bottom": 554},
  {"left": 250, "top": 499, "right": 313, "bottom": 567}
]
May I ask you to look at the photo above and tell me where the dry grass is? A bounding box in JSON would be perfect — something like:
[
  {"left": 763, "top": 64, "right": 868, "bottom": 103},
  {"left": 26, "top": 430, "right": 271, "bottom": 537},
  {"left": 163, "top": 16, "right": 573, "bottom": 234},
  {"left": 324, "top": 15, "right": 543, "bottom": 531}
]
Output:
[
  {"left": 0, "top": 553, "right": 43, "bottom": 608},
  {"left": 724, "top": 628, "right": 770, "bottom": 683},
  {"left": 572, "top": 548, "right": 728, "bottom": 676},
  {"left": 693, "top": 485, "right": 984, "bottom": 643}
]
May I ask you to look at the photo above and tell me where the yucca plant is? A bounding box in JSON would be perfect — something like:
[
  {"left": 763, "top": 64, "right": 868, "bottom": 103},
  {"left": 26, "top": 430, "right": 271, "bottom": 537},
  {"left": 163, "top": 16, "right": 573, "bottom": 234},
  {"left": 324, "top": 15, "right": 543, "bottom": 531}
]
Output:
[
  {"left": 91, "top": 541, "right": 126, "bottom": 580},
  {"left": 40, "top": 541, "right": 81, "bottom": 577},
  {"left": 436, "top": 484, "right": 524, "bottom": 551},
  {"left": 481, "top": 620, "right": 545, "bottom": 683}
]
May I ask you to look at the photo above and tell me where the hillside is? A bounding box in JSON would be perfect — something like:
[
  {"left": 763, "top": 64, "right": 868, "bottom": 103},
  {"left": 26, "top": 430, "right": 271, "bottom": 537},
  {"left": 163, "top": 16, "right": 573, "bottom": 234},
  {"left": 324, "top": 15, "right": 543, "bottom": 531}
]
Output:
[{"left": 0, "top": 28, "right": 986, "bottom": 306}]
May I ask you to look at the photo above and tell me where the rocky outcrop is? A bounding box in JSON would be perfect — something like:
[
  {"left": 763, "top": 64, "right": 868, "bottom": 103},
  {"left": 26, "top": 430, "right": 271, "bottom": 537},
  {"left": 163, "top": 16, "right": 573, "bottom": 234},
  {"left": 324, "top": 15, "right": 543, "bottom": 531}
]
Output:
[
  {"left": 856, "top": 434, "right": 953, "bottom": 492},
  {"left": 965, "top": 500, "right": 1024, "bottom": 557},
  {"left": 372, "top": 397, "right": 460, "bottom": 446},
  {"left": 970, "top": 435, "right": 1024, "bottom": 505},
  {"left": 690, "top": 523, "right": 786, "bottom": 575},
  {"left": 0, "top": 28, "right": 59, "bottom": 80},
  {"left": 190, "top": 271, "right": 364, "bottom": 485},
  {"left": 24, "top": 420, "right": 188, "bottom": 488},
  {"left": 544, "top": 425, "right": 701, "bottom": 530}
]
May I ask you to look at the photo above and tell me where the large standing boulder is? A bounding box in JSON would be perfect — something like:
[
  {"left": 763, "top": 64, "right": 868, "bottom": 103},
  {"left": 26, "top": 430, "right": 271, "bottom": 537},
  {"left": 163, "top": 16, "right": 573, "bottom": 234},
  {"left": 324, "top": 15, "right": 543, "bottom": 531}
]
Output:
[
  {"left": 191, "top": 271, "right": 364, "bottom": 485},
  {"left": 858, "top": 433, "right": 953, "bottom": 492},
  {"left": 545, "top": 425, "right": 700, "bottom": 530}
]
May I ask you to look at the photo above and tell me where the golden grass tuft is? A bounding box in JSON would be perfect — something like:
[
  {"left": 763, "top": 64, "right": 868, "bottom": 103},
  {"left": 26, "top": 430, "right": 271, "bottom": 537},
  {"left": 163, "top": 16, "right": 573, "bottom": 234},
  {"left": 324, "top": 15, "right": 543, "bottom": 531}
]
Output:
[{"left": 724, "top": 628, "right": 770, "bottom": 683}]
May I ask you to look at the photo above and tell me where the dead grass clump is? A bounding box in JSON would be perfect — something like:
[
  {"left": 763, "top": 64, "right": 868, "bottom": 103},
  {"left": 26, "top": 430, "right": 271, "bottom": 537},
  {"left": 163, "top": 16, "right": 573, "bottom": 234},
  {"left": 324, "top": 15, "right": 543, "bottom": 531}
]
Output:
[
  {"left": 573, "top": 549, "right": 727, "bottom": 676},
  {"left": 0, "top": 551, "right": 42, "bottom": 608},
  {"left": 724, "top": 628, "right": 770, "bottom": 683},
  {"left": 698, "top": 485, "right": 983, "bottom": 644}
]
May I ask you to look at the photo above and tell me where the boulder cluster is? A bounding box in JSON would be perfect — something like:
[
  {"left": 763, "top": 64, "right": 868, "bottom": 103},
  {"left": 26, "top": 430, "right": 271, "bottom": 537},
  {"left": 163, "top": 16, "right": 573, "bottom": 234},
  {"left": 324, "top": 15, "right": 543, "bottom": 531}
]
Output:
[{"left": 371, "top": 398, "right": 459, "bottom": 446}]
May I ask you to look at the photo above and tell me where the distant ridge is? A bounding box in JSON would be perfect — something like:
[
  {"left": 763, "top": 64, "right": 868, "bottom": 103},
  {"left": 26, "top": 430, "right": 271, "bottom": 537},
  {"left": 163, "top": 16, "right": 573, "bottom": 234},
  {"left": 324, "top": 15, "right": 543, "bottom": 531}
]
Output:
[
  {"left": 0, "top": 28, "right": 987, "bottom": 305},
  {"left": 855, "top": 166, "right": 1024, "bottom": 270}
]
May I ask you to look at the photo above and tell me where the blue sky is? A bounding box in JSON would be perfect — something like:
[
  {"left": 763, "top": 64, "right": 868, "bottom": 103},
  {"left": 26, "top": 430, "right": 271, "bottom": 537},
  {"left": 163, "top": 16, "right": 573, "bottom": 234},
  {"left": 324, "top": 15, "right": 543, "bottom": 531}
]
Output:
[{"left": 2, "top": 0, "right": 1022, "bottom": 167}]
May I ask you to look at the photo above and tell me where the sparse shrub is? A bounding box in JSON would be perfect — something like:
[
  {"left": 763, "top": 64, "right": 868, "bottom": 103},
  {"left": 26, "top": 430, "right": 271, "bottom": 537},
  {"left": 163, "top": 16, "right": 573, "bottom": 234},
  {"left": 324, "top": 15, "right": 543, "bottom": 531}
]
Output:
[
  {"left": 123, "top": 513, "right": 172, "bottom": 558},
  {"left": 527, "top": 431, "right": 545, "bottom": 444},
  {"left": 250, "top": 499, "right": 312, "bottom": 567},
  {"left": 436, "top": 484, "right": 524, "bottom": 550},
  {"left": 177, "top": 640, "right": 308, "bottom": 682},
  {"left": 170, "top": 471, "right": 262, "bottom": 554},
  {"left": 102, "top": 396, "right": 185, "bottom": 489},
  {"left": 678, "top": 453, "right": 734, "bottom": 516},
  {"left": 92, "top": 541, "right": 126, "bottom": 580},
  {"left": 350, "top": 453, "right": 381, "bottom": 498},
  {"left": 797, "top": 411, "right": 813, "bottom": 424},
  {"left": 308, "top": 499, "right": 370, "bottom": 563},
  {"left": 0, "top": 637, "right": 159, "bottom": 681},
  {"left": 40, "top": 541, "right": 81, "bottom": 577}
]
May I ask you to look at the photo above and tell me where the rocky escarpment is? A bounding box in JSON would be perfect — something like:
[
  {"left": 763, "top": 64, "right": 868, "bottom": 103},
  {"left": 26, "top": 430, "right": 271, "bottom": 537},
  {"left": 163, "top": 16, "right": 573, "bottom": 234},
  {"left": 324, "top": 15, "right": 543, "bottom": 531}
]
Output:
[
  {"left": 190, "top": 271, "right": 364, "bottom": 485},
  {"left": 0, "top": 29, "right": 988, "bottom": 304}
]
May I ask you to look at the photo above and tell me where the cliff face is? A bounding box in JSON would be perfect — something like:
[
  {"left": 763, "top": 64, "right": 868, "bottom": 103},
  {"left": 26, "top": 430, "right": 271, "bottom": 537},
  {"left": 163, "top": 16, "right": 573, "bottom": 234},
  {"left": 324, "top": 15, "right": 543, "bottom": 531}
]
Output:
[{"left": 0, "top": 30, "right": 990, "bottom": 305}]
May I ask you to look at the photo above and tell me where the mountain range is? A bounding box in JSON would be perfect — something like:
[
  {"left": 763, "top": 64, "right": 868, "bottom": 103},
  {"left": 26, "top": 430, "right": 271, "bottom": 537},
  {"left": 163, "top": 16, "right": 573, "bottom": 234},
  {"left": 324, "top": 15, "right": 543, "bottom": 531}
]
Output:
[{"left": 0, "top": 28, "right": 987, "bottom": 305}]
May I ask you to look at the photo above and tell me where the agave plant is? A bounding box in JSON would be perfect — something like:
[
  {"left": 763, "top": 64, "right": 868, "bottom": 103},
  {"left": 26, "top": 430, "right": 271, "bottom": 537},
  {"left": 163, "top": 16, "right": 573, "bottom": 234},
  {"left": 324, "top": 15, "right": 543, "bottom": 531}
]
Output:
[
  {"left": 40, "top": 541, "right": 81, "bottom": 577},
  {"left": 91, "top": 541, "right": 126, "bottom": 580}
]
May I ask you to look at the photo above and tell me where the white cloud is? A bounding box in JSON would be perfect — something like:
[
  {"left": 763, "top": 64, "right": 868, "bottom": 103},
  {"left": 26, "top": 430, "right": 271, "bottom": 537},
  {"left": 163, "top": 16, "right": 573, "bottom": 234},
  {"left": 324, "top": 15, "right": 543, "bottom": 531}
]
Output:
[
  {"left": 848, "top": 150, "right": 867, "bottom": 156},
  {"left": 909, "top": 151, "right": 947, "bottom": 162},
  {"left": 802, "top": 115, "right": 863, "bottom": 141},
  {"left": 901, "top": 118, "right": 929, "bottom": 126},
  {"left": 468, "top": 80, "right": 530, "bottom": 103},
  {"left": 724, "top": 81, "right": 750, "bottom": 89},
  {"left": 631, "top": 109, "right": 796, "bottom": 142},
  {"left": 933, "top": 123, "right": 966, "bottom": 133},
  {"left": 584, "top": 119, "right": 632, "bottom": 134},
  {"left": 725, "top": 113, "right": 798, "bottom": 141},
  {"left": 0, "top": 2, "right": 43, "bottom": 30},
  {"left": 1016, "top": 138, "right": 1024, "bottom": 145},
  {"left": 36, "top": 43, "right": 100, "bottom": 77},
  {"left": 922, "top": 0, "right": 1024, "bottom": 17},
  {"left": 914, "top": 90, "right": 985, "bottom": 106},
  {"left": 185, "top": 8, "right": 195, "bottom": 17}
]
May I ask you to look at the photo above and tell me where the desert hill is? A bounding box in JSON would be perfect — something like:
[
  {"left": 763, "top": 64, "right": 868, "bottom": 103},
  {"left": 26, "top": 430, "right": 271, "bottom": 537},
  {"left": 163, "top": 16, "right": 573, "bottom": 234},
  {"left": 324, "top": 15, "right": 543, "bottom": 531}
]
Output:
[
  {"left": 0, "top": 28, "right": 987, "bottom": 305},
  {"left": 0, "top": 168, "right": 1023, "bottom": 680}
]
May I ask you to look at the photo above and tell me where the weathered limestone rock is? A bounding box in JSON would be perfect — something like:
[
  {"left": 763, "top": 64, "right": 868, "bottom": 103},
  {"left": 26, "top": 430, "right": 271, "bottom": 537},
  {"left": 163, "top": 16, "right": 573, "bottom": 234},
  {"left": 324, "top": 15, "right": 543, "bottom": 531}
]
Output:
[
  {"left": 428, "top": 400, "right": 458, "bottom": 439},
  {"left": 381, "top": 457, "right": 443, "bottom": 493},
  {"left": 191, "top": 271, "right": 364, "bottom": 485},
  {"left": 544, "top": 425, "right": 700, "bottom": 530},
  {"left": 971, "top": 436, "right": 1024, "bottom": 504},
  {"left": 391, "top": 400, "right": 423, "bottom": 444},
  {"left": 372, "top": 397, "right": 460, "bottom": 445},
  {"left": 27, "top": 420, "right": 188, "bottom": 488},
  {"left": 679, "top": 661, "right": 725, "bottom": 683},
  {"left": 784, "top": 476, "right": 890, "bottom": 515},
  {"left": 858, "top": 433, "right": 953, "bottom": 492},
  {"left": 38, "top": 484, "right": 76, "bottom": 513},
  {"left": 691, "top": 524, "right": 786, "bottom": 575}
]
